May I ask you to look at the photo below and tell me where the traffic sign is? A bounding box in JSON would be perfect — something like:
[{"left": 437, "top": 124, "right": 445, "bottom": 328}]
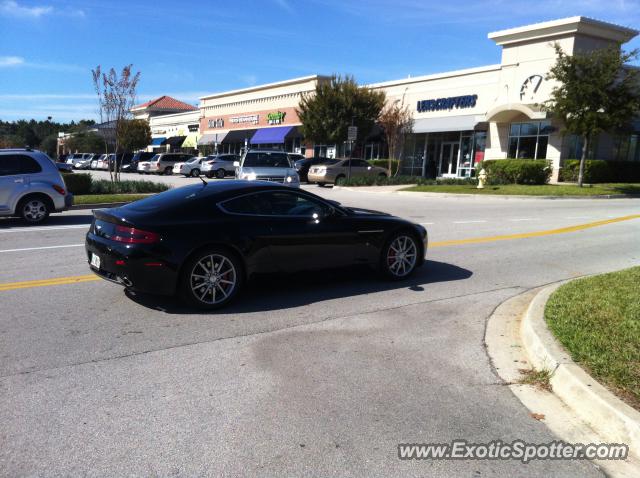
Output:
[{"left": 347, "top": 126, "right": 358, "bottom": 141}]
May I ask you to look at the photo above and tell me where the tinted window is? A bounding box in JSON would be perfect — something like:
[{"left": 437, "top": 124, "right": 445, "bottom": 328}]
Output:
[
  {"left": 243, "top": 152, "right": 290, "bottom": 168},
  {"left": 21, "top": 156, "right": 42, "bottom": 174},
  {"left": 0, "top": 154, "right": 42, "bottom": 175},
  {"left": 0, "top": 155, "right": 21, "bottom": 176},
  {"left": 222, "top": 191, "right": 330, "bottom": 217}
]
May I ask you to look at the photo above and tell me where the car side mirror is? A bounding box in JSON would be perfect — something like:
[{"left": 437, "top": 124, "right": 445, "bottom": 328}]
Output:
[{"left": 233, "top": 161, "right": 240, "bottom": 167}]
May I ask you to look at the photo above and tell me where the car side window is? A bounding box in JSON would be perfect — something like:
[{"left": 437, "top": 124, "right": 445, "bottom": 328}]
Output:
[
  {"left": 0, "top": 155, "right": 21, "bottom": 176},
  {"left": 20, "top": 155, "right": 42, "bottom": 174},
  {"left": 221, "top": 191, "right": 331, "bottom": 217}
]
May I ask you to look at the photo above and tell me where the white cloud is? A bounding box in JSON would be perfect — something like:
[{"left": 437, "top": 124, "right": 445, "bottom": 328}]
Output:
[
  {"left": 273, "top": 0, "right": 292, "bottom": 13},
  {"left": 0, "top": 55, "right": 25, "bottom": 67},
  {"left": 0, "top": 0, "right": 52, "bottom": 17},
  {"left": 0, "top": 0, "right": 84, "bottom": 19}
]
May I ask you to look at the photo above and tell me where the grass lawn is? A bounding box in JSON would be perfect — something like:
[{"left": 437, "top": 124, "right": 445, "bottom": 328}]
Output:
[
  {"left": 74, "top": 193, "right": 151, "bottom": 205},
  {"left": 402, "top": 183, "right": 640, "bottom": 196},
  {"left": 545, "top": 267, "right": 640, "bottom": 409}
]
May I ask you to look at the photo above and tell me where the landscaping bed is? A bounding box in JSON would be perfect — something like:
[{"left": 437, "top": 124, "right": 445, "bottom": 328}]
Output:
[
  {"left": 545, "top": 267, "right": 640, "bottom": 409},
  {"left": 63, "top": 173, "right": 169, "bottom": 205},
  {"left": 73, "top": 194, "right": 152, "bottom": 205},
  {"left": 403, "top": 183, "right": 640, "bottom": 196}
]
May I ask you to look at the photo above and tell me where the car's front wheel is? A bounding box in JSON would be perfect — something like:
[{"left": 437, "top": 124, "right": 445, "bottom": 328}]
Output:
[
  {"left": 18, "top": 196, "right": 51, "bottom": 224},
  {"left": 190, "top": 169, "right": 200, "bottom": 177},
  {"left": 380, "top": 232, "right": 419, "bottom": 280},
  {"left": 180, "top": 247, "right": 243, "bottom": 309},
  {"left": 215, "top": 169, "right": 226, "bottom": 179},
  {"left": 164, "top": 167, "right": 172, "bottom": 175}
]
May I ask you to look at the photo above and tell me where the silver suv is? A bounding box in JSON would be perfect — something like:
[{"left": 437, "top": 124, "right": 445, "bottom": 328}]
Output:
[
  {"left": 201, "top": 154, "right": 240, "bottom": 179},
  {"left": 0, "top": 149, "right": 73, "bottom": 223},
  {"left": 137, "top": 153, "right": 192, "bottom": 175},
  {"left": 235, "top": 149, "right": 299, "bottom": 187}
]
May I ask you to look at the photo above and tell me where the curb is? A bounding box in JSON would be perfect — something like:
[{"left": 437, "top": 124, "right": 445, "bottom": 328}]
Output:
[
  {"left": 71, "top": 202, "right": 128, "bottom": 210},
  {"left": 522, "top": 282, "right": 640, "bottom": 457}
]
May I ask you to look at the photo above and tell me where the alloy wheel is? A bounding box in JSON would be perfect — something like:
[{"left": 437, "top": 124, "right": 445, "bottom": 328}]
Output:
[
  {"left": 386, "top": 235, "right": 417, "bottom": 278},
  {"left": 22, "top": 199, "right": 48, "bottom": 223},
  {"left": 189, "top": 254, "right": 237, "bottom": 305},
  {"left": 216, "top": 169, "right": 226, "bottom": 179}
]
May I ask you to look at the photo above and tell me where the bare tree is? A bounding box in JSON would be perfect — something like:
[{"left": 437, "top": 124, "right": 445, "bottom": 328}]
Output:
[
  {"left": 92, "top": 65, "right": 141, "bottom": 181},
  {"left": 378, "top": 94, "right": 413, "bottom": 176}
]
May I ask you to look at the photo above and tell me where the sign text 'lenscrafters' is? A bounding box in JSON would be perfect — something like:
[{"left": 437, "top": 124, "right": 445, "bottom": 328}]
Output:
[{"left": 417, "top": 95, "right": 478, "bottom": 113}]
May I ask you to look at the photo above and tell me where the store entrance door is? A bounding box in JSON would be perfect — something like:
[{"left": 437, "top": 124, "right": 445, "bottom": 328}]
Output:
[{"left": 439, "top": 141, "right": 459, "bottom": 177}]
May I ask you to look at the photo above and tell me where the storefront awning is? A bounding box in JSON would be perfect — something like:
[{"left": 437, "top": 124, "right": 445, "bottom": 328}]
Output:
[
  {"left": 221, "top": 129, "right": 257, "bottom": 144},
  {"left": 412, "top": 115, "right": 482, "bottom": 133},
  {"left": 250, "top": 126, "right": 295, "bottom": 144},
  {"left": 181, "top": 133, "right": 200, "bottom": 148},
  {"left": 163, "top": 136, "right": 187, "bottom": 147},
  {"left": 198, "top": 132, "right": 229, "bottom": 145},
  {"left": 150, "top": 137, "right": 166, "bottom": 146}
]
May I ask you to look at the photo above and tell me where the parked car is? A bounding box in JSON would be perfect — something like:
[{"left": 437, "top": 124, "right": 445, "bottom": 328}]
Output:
[
  {"left": 124, "top": 151, "right": 156, "bottom": 173},
  {"left": 137, "top": 153, "right": 192, "bottom": 175},
  {"left": 201, "top": 154, "right": 239, "bottom": 179},
  {"left": 85, "top": 181, "right": 427, "bottom": 309},
  {"left": 173, "top": 156, "right": 206, "bottom": 177},
  {"left": 97, "top": 154, "right": 112, "bottom": 170},
  {"left": 56, "top": 162, "right": 74, "bottom": 173},
  {"left": 74, "top": 153, "right": 97, "bottom": 170},
  {"left": 235, "top": 149, "right": 299, "bottom": 187},
  {"left": 90, "top": 154, "right": 106, "bottom": 170},
  {"left": 294, "top": 156, "right": 329, "bottom": 182},
  {"left": 108, "top": 153, "right": 134, "bottom": 172},
  {"left": 0, "top": 148, "right": 73, "bottom": 223},
  {"left": 307, "top": 158, "right": 387, "bottom": 186}
]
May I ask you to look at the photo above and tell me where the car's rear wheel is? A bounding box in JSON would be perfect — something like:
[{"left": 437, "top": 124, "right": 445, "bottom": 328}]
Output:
[
  {"left": 380, "top": 232, "right": 419, "bottom": 280},
  {"left": 180, "top": 247, "right": 243, "bottom": 309},
  {"left": 164, "top": 166, "right": 172, "bottom": 175},
  {"left": 18, "top": 196, "right": 51, "bottom": 224},
  {"left": 215, "top": 169, "right": 226, "bottom": 179},
  {"left": 190, "top": 168, "right": 200, "bottom": 177},
  {"left": 335, "top": 174, "right": 346, "bottom": 185}
]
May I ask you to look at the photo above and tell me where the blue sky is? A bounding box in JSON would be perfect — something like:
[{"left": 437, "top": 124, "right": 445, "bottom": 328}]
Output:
[{"left": 1, "top": 0, "right": 639, "bottom": 122}]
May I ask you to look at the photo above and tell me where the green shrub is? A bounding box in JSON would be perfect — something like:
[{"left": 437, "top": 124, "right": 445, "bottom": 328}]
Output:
[
  {"left": 89, "top": 179, "right": 170, "bottom": 194},
  {"left": 559, "top": 160, "right": 640, "bottom": 183},
  {"left": 368, "top": 159, "right": 400, "bottom": 175},
  {"left": 63, "top": 173, "right": 92, "bottom": 194},
  {"left": 480, "top": 159, "right": 551, "bottom": 185}
]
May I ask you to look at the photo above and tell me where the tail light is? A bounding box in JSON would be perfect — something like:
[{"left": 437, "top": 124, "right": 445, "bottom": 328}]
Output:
[
  {"left": 112, "top": 225, "right": 159, "bottom": 244},
  {"left": 52, "top": 184, "right": 66, "bottom": 195}
]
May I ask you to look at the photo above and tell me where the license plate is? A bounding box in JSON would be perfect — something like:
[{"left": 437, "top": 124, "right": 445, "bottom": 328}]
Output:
[{"left": 90, "top": 253, "right": 101, "bottom": 270}]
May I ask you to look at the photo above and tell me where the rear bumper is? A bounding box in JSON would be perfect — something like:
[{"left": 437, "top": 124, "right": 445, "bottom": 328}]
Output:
[{"left": 85, "top": 233, "right": 178, "bottom": 296}]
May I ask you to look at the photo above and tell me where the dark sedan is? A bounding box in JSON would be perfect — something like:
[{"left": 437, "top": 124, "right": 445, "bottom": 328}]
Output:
[
  {"left": 85, "top": 181, "right": 428, "bottom": 309},
  {"left": 294, "top": 156, "right": 329, "bottom": 182}
]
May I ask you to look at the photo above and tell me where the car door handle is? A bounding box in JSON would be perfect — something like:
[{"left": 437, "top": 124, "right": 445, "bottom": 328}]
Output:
[{"left": 14, "top": 178, "right": 24, "bottom": 183}]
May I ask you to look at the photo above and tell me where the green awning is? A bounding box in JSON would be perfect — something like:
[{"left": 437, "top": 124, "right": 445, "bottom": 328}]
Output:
[{"left": 181, "top": 133, "right": 200, "bottom": 148}]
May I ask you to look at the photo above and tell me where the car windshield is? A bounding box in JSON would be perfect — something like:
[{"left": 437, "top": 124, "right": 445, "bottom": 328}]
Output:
[
  {"left": 243, "top": 152, "right": 290, "bottom": 168},
  {"left": 186, "top": 157, "right": 200, "bottom": 164}
]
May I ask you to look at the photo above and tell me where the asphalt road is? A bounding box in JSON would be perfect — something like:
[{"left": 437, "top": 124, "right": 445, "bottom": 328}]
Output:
[{"left": 1, "top": 182, "right": 639, "bottom": 477}]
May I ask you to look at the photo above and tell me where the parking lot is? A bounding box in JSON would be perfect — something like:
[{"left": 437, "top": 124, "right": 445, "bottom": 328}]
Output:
[{"left": 1, "top": 181, "right": 639, "bottom": 477}]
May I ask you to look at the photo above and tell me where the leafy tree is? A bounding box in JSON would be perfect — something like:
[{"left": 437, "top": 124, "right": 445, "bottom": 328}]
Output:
[
  {"left": 545, "top": 44, "right": 640, "bottom": 186},
  {"left": 39, "top": 134, "right": 59, "bottom": 158},
  {"left": 378, "top": 96, "right": 413, "bottom": 176},
  {"left": 117, "top": 119, "right": 151, "bottom": 152},
  {"left": 92, "top": 64, "right": 141, "bottom": 181},
  {"left": 298, "top": 75, "right": 386, "bottom": 155},
  {"left": 65, "top": 132, "right": 107, "bottom": 154}
]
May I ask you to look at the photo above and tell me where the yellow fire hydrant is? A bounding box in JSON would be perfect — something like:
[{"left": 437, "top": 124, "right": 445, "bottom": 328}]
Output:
[{"left": 477, "top": 168, "right": 487, "bottom": 189}]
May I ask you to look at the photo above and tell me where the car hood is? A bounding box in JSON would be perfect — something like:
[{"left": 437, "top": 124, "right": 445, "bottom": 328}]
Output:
[{"left": 239, "top": 167, "right": 295, "bottom": 176}]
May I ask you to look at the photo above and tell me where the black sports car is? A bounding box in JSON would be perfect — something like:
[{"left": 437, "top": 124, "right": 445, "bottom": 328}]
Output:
[{"left": 85, "top": 181, "right": 428, "bottom": 309}]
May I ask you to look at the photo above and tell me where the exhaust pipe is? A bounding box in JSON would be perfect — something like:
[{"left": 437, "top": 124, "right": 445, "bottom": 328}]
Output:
[{"left": 118, "top": 276, "right": 133, "bottom": 287}]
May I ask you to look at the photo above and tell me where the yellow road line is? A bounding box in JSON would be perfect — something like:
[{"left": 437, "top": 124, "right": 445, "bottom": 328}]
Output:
[
  {"left": 430, "top": 214, "right": 640, "bottom": 248},
  {"left": 0, "top": 214, "right": 638, "bottom": 292},
  {"left": 0, "top": 274, "right": 98, "bottom": 292}
]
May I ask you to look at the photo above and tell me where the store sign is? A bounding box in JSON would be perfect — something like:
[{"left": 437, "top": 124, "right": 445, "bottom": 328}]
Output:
[
  {"left": 207, "top": 118, "right": 224, "bottom": 129},
  {"left": 417, "top": 94, "right": 478, "bottom": 112},
  {"left": 267, "top": 111, "right": 286, "bottom": 125},
  {"left": 153, "top": 129, "right": 166, "bottom": 134},
  {"left": 188, "top": 124, "right": 199, "bottom": 132},
  {"left": 230, "top": 114, "right": 259, "bottom": 125}
]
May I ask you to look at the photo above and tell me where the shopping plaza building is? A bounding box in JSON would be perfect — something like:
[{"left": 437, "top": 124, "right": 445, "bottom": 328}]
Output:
[{"left": 141, "top": 16, "right": 639, "bottom": 179}]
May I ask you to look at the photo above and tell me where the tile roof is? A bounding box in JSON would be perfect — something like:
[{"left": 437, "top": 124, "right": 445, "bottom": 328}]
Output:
[{"left": 132, "top": 95, "right": 197, "bottom": 111}]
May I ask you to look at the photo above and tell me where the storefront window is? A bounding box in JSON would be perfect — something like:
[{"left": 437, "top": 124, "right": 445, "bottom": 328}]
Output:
[
  {"left": 613, "top": 133, "right": 640, "bottom": 162},
  {"left": 508, "top": 120, "right": 551, "bottom": 159}
]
